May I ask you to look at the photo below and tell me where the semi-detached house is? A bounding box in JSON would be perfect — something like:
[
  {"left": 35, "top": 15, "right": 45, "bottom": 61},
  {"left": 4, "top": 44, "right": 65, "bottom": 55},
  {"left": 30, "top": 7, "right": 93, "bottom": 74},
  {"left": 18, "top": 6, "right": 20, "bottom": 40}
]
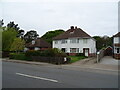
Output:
[
  {"left": 52, "top": 26, "right": 96, "bottom": 57},
  {"left": 113, "top": 32, "right": 120, "bottom": 59}
]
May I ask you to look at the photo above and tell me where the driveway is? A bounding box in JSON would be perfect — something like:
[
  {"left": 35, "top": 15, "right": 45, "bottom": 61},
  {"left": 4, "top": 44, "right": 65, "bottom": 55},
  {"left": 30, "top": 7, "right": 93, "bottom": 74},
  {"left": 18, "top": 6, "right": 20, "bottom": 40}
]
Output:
[{"left": 100, "top": 56, "right": 120, "bottom": 65}]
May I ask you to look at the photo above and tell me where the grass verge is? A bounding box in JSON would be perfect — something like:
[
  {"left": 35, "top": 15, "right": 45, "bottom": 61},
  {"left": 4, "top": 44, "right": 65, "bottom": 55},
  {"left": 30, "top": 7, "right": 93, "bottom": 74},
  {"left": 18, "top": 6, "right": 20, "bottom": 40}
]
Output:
[{"left": 68, "top": 56, "right": 87, "bottom": 63}]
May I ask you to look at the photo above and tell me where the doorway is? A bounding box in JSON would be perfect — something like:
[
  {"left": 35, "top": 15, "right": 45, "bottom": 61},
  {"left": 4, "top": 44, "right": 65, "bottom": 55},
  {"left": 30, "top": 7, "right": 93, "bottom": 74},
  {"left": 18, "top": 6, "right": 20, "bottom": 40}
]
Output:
[{"left": 83, "top": 48, "right": 89, "bottom": 57}]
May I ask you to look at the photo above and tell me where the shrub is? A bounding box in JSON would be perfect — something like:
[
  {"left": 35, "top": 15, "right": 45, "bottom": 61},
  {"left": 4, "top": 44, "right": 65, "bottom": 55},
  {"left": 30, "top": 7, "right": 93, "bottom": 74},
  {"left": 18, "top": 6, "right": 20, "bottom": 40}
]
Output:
[
  {"left": 76, "top": 53, "right": 85, "bottom": 56},
  {"left": 9, "top": 53, "right": 32, "bottom": 61},
  {"left": 25, "top": 48, "right": 68, "bottom": 57},
  {"left": 25, "top": 50, "right": 41, "bottom": 57}
]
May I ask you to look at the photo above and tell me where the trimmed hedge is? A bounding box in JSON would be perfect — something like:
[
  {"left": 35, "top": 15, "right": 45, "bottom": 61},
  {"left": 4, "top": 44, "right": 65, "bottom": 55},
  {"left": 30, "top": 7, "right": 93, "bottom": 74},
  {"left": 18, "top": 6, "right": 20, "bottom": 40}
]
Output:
[
  {"left": 9, "top": 53, "right": 32, "bottom": 61},
  {"left": 25, "top": 48, "right": 68, "bottom": 57},
  {"left": 9, "top": 48, "right": 70, "bottom": 64}
]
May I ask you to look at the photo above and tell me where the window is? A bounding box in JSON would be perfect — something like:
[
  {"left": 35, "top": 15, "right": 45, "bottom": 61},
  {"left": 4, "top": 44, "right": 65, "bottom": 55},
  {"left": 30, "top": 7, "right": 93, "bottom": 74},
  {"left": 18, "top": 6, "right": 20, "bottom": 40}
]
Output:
[
  {"left": 70, "top": 38, "right": 79, "bottom": 43},
  {"left": 61, "top": 39, "right": 67, "bottom": 44},
  {"left": 83, "top": 39, "right": 87, "bottom": 44},
  {"left": 115, "top": 48, "right": 120, "bottom": 53},
  {"left": 55, "top": 41, "right": 58, "bottom": 44},
  {"left": 70, "top": 48, "right": 79, "bottom": 53},
  {"left": 32, "top": 40, "right": 35, "bottom": 45},
  {"left": 61, "top": 48, "right": 66, "bottom": 52}
]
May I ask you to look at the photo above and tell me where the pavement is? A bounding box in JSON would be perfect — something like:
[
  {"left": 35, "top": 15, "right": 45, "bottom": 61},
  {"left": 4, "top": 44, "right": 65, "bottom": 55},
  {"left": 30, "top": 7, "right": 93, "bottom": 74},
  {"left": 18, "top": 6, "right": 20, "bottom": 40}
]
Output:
[
  {"left": 1, "top": 57, "right": 119, "bottom": 72},
  {"left": 2, "top": 61, "right": 119, "bottom": 88}
]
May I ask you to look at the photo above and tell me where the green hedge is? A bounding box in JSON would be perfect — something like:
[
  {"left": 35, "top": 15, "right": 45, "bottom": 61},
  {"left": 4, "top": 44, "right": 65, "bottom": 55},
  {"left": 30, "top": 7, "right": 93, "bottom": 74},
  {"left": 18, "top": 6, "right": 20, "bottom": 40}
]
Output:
[
  {"left": 9, "top": 53, "right": 32, "bottom": 61},
  {"left": 25, "top": 48, "right": 68, "bottom": 57}
]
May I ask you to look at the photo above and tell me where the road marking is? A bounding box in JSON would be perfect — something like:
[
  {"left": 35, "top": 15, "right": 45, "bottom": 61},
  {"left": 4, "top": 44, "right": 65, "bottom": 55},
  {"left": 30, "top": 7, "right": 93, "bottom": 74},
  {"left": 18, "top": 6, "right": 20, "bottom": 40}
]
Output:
[{"left": 16, "top": 73, "right": 58, "bottom": 83}]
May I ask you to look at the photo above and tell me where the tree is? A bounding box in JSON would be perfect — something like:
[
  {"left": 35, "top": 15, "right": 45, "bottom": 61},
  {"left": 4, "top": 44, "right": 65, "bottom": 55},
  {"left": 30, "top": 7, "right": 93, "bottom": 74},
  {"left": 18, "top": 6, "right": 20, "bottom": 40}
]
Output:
[
  {"left": 10, "top": 38, "right": 25, "bottom": 52},
  {"left": 41, "top": 29, "right": 65, "bottom": 44},
  {"left": 7, "top": 21, "right": 20, "bottom": 31},
  {"left": 93, "top": 36, "right": 112, "bottom": 51},
  {"left": 24, "top": 30, "right": 39, "bottom": 43},
  {"left": 2, "top": 28, "right": 17, "bottom": 51},
  {"left": 17, "top": 29, "right": 25, "bottom": 38},
  {"left": 0, "top": 19, "right": 4, "bottom": 27}
]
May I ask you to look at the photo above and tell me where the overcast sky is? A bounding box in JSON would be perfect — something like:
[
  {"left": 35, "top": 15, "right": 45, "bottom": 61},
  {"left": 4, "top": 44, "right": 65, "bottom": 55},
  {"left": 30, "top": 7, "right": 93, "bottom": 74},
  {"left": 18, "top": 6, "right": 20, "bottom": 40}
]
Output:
[{"left": 1, "top": 0, "right": 119, "bottom": 37}]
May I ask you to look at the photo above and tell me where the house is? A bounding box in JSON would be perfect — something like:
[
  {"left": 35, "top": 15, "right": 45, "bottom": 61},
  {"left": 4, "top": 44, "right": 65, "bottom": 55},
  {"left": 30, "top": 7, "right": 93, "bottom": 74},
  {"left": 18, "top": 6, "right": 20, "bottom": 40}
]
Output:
[
  {"left": 113, "top": 32, "right": 120, "bottom": 59},
  {"left": 24, "top": 38, "right": 51, "bottom": 51},
  {"left": 52, "top": 26, "right": 96, "bottom": 57}
]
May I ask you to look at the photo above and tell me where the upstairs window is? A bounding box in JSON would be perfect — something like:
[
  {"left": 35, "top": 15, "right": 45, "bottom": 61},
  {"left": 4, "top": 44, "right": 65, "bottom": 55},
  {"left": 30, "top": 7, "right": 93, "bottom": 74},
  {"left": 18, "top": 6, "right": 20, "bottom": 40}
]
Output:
[
  {"left": 55, "top": 41, "right": 58, "bottom": 44},
  {"left": 32, "top": 40, "right": 35, "bottom": 45},
  {"left": 61, "top": 39, "right": 67, "bottom": 44},
  {"left": 70, "top": 38, "right": 79, "bottom": 43}
]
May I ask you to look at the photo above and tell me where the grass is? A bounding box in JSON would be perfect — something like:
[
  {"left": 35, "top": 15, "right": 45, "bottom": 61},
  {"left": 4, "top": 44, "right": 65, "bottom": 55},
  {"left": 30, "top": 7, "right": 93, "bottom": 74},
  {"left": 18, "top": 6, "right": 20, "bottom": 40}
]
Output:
[{"left": 68, "top": 56, "right": 87, "bottom": 63}]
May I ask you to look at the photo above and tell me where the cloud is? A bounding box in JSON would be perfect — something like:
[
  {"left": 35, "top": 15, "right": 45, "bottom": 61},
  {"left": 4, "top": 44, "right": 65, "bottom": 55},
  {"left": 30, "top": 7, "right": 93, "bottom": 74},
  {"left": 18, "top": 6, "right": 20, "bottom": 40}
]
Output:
[
  {"left": 2, "top": 1, "right": 118, "bottom": 37},
  {"left": 2, "top": 0, "right": 119, "bottom": 3}
]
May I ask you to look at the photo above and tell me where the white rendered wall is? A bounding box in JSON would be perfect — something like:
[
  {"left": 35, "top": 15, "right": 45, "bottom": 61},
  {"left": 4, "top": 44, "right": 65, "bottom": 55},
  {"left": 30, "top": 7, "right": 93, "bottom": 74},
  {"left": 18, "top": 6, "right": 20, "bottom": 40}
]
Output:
[
  {"left": 114, "top": 37, "right": 120, "bottom": 44},
  {"left": 53, "top": 38, "right": 96, "bottom": 54}
]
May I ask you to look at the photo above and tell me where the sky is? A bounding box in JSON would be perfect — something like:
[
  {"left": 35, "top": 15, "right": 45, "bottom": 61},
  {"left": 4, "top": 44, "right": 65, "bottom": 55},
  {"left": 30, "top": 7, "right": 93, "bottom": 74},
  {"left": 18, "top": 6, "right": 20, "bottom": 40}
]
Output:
[{"left": 0, "top": 0, "right": 119, "bottom": 37}]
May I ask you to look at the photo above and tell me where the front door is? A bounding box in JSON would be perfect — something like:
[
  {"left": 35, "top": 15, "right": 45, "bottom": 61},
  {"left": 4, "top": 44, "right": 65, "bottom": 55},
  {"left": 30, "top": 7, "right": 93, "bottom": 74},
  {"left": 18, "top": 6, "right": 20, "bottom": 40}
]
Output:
[
  {"left": 61, "top": 48, "right": 66, "bottom": 53},
  {"left": 83, "top": 48, "right": 89, "bottom": 57}
]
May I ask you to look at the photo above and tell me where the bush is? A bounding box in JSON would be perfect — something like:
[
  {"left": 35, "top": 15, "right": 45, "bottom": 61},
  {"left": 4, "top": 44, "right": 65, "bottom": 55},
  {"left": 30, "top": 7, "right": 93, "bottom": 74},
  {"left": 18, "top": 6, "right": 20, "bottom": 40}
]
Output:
[
  {"left": 9, "top": 53, "right": 32, "bottom": 61},
  {"left": 25, "top": 48, "right": 68, "bottom": 57},
  {"left": 25, "top": 50, "right": 41, "bottom": 57},
  {"left": 76, "top": 53, "right": 85, "bottom": 56}
]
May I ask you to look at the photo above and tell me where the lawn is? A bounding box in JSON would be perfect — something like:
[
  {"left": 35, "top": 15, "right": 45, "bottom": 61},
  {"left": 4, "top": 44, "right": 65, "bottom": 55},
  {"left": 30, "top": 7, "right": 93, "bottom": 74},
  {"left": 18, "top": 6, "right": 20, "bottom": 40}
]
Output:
[{"left": 68, "top": 56, "right": 87, "bottom": 63}]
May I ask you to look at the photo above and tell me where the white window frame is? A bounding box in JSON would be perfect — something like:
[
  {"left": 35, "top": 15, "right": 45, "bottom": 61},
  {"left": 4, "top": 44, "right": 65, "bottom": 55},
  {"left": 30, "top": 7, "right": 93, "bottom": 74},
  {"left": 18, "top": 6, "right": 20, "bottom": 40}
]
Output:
[
  {"left": 61, "top": 39, "right": 67, "bottom": 44},
  {"left": 70, "top": 48, "right": 79, "bottom": 53},
  {"left": 70, "top": 38, "right": 79, "bottom": 43}
]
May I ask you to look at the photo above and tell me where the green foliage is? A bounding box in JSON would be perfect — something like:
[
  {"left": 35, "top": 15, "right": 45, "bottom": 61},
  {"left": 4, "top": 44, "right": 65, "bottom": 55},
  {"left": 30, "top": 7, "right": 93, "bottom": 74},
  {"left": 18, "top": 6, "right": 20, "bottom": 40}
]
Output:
[
  {"left": 2, "top": 28, "right": 17, "bottom": 51},
  {"left": 10, "top": 38, "right": 25, "bottom": 52},
  {"left": 76, "top": 53, "right": 85, "bottom": 56},
  {"left": 25, "top": 48, "right": 67, "bottom": 57},
  {"left": 93, "top": 36, "right": 112, "bottom": 51},
  {"left": 69, "top": 56, "right": 87, "bottom": 63},
  {"left": 9, "top": 53, "right": 32, "bottom": 61},
  {"left": 0, "top": 28, "right": 2, "bottom": 51},
  {"left": 7, "top": 21, "right": 20, "bottom": 31},
  {"left": 25, "top": 50, "right": 41, "bottom": 57},
  {"left": 41, "top": 30, "right": 65, "bottom": 44},
  {"left": 24, "top": 30, "right": 39, "bottom": 43}
]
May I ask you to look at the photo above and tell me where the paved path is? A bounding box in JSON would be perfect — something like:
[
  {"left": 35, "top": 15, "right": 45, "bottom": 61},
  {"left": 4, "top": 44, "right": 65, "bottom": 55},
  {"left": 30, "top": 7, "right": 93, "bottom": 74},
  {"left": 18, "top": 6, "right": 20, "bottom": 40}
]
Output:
[{"left": 100, "top": 56, "right": 120, "bottom": 65}]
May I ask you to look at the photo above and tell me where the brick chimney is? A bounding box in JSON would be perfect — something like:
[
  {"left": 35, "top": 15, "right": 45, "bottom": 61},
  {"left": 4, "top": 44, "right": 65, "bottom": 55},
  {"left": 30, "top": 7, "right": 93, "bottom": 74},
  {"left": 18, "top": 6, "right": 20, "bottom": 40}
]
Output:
[{"left": 70, "top": 26, "right": 74, "bottom": 29}]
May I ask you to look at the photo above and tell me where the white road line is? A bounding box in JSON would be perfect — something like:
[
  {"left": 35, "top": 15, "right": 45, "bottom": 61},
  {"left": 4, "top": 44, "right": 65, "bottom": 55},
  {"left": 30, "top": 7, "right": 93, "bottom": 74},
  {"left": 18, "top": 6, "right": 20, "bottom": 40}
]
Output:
[{"left": 16, "top": 73, "right": 58, "bottom": 83}]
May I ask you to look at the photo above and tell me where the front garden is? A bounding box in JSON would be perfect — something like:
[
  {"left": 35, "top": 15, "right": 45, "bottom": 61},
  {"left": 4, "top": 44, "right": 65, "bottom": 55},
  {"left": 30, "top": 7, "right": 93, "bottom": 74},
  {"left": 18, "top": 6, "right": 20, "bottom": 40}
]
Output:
[{"left": 8, "top": 48, "right": 87, "bottom": 65}]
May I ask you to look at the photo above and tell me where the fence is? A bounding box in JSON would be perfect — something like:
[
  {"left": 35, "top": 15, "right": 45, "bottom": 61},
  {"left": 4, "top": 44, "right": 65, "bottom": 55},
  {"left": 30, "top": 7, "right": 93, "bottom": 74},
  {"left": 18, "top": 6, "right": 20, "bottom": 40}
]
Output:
[
  {"left": 97, "top": 49, "right": 105, "bottom": 63},
  {"left": 31, "top": 56, "right": 71, "bottom": 65}
]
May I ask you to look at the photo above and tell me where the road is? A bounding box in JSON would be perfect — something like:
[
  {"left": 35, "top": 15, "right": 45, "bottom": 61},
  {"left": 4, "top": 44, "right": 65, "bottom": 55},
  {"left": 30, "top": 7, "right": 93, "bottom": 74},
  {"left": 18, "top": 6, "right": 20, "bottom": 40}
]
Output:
[{"left": 2, "top": 61, "right": 118, "bottom": 88}]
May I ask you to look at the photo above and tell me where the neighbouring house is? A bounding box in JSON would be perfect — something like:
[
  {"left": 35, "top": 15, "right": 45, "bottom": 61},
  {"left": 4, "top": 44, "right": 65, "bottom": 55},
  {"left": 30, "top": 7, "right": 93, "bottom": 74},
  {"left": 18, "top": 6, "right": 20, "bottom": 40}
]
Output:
[
  {"left": 52, "top": 26, "right": 96, "bottom": 57},
  {"left": 25, "top": 38, "right": 51, "bottom": 51},
  {"left": 113, "top": 32, "right": 120, "bottom": 59}
]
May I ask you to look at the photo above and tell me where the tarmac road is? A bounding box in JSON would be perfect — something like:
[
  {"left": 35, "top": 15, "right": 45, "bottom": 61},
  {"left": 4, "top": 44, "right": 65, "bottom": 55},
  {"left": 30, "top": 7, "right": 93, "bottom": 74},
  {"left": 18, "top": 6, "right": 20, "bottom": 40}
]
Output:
[{"left": 2, "top": 61, "right": 119, "bottom": 88}]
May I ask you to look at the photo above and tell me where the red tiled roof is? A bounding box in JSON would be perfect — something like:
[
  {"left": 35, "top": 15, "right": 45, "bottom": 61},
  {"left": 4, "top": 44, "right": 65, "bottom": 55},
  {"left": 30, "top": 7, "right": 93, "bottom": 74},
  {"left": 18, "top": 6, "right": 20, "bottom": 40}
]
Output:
[
  {"left": 53, "top": 26, "right": 91, "bottom": 40},
  {"left": 25, "top": 38, "right": 51, "bottom": 48}
]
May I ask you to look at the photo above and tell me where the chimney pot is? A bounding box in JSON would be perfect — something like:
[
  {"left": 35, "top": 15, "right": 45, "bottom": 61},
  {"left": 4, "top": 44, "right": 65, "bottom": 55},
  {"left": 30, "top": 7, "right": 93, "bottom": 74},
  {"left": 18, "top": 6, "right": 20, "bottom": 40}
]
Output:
[
  {"left": 70, "top": 26, "right": 74, "bottom": 29},
  {"left": 75, "top": 26, "right": 77, "bottom": 29}
]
